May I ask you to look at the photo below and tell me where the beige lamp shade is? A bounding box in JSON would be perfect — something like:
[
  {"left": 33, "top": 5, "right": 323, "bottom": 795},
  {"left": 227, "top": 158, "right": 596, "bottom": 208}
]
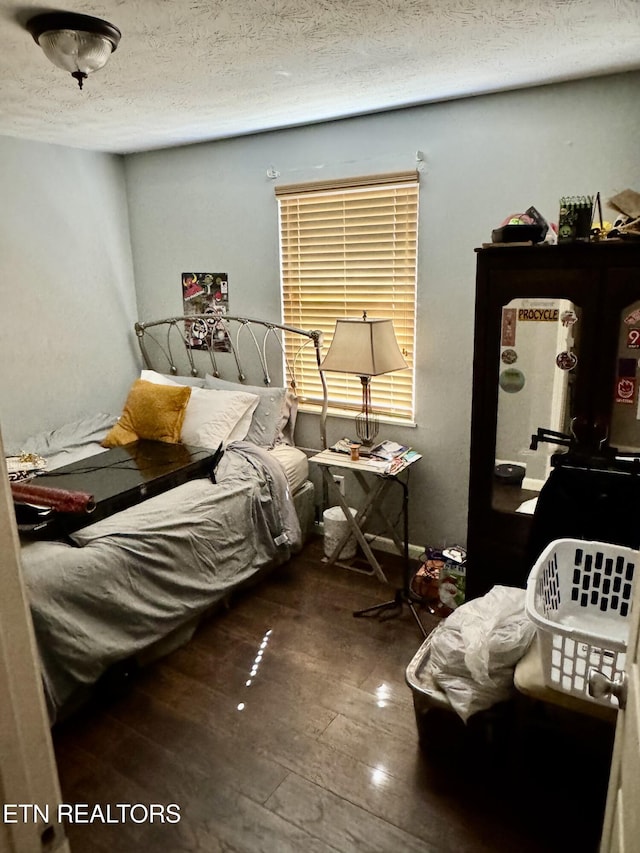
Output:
[{"left": 320, "top": 317, "right": 407, "bottom": 376}]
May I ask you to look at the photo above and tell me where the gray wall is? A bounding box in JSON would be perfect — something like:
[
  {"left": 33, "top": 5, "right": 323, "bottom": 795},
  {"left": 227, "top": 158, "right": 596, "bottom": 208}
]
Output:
[
  {"left": 0, "top": 137, "right": 139, "bottom": 448},
  {"left": 125, "top": 71, "right": 640, "bottom": 549},
  {"left": 1, "top": 72, "right": 638, "bottom": 549}
]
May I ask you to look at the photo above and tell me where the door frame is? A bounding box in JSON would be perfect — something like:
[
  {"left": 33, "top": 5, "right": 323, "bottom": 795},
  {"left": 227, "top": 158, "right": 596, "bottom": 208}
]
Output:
[{"left": 0, "top": 425, "right": 70, "bottom": 853}]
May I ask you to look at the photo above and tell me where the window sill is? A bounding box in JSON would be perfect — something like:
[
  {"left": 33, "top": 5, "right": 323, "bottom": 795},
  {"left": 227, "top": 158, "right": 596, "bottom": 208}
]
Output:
[{"left": 298, "top": 404, "right": 417, "bottom": 430}]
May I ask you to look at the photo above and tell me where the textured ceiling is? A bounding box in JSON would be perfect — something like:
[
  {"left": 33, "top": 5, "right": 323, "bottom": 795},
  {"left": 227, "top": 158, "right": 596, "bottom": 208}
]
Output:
[{"left": 1, "top": 0, "right": 639, "bottom": 154}]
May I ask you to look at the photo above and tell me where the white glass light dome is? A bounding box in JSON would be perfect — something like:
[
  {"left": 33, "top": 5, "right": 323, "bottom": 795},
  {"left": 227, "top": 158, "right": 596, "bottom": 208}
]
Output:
[{"left": 27, "top": 12, "right": 121, "bottom": 89}]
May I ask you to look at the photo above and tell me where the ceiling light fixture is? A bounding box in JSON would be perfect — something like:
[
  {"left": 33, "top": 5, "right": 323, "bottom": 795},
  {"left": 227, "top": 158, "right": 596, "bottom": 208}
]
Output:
[{"left": 26, "top": 12, "right": 121, "bottom": 90}]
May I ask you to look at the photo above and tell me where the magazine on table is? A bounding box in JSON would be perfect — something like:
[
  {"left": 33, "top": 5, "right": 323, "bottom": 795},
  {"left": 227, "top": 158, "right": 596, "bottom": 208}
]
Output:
[
  {"left": 369, "top": 440, "right": 409, "bottom": 460},
  {"left": 330, "top": 438, "right": 407, "bottom": 458},
  {"left": 329, "top": 438, "right": 421, "bottom": 473}
]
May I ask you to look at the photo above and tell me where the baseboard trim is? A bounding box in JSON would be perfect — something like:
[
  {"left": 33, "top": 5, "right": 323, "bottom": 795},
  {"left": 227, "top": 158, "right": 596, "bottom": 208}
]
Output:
[
  {"left": 522, "top": 476, "right": 544, "bottom": 492},
  {"left": 313, "top": 522, "right": 423, "bottom": 560}
]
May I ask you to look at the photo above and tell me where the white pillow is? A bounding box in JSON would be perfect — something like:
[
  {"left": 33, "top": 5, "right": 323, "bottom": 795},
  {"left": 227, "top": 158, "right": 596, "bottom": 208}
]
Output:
[{"left": 140, "top": 370, "right": 259, "bottom": 448}]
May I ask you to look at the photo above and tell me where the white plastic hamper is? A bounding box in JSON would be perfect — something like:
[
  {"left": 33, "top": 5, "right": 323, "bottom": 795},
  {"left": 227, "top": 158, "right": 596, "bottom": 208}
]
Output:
[
  {"left": 323, "top": 506, "right": 358, "bottom": 560},
  {"left": 525, "top": 538, "right": 638, "bottom": 708}
]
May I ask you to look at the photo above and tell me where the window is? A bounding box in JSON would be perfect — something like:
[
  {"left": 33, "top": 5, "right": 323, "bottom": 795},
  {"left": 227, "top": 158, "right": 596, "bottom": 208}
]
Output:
[{"left": 276, "top": 171, "right": 418, "bottom": 422}]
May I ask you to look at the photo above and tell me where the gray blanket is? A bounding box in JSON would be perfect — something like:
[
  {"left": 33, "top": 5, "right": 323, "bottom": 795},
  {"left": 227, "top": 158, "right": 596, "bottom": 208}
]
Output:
[{"left": 20, "top": 443, "right": 301, "bottom": 720}]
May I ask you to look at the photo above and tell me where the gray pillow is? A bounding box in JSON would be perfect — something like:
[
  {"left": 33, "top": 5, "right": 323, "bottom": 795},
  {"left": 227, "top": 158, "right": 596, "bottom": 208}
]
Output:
[{"left": 203, "top": 375, "right": 297, "bottom": 447}]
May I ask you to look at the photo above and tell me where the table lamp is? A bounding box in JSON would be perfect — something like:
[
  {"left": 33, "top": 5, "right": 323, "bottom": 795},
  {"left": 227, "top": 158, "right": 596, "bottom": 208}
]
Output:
[{"left": 320, "top": 313, "right": 407, "bottom": 446}]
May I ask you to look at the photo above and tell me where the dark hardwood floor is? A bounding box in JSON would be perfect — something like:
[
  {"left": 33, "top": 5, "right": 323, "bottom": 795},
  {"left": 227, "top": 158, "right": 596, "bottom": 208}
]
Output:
[{"left": 53, "top": 537, "right": 615, "bottom": 852}]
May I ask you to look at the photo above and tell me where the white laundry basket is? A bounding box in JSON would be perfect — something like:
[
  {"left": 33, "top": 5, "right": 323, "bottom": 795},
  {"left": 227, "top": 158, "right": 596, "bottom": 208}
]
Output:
[
  {"left": 525, "top": 538, "right": 638, "bottom": 708},
  {"left": 323, "top": 506, "right": 358, "bottom": 560}
]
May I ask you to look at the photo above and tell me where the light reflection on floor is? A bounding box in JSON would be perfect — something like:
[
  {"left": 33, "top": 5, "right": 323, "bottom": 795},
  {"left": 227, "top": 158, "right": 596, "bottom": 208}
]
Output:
[
  {"left": 237, "top": 627, "right": 272, "bottom": 711},
  {"left": 376, "top": 681, "right": 391, "bottom": 708}
]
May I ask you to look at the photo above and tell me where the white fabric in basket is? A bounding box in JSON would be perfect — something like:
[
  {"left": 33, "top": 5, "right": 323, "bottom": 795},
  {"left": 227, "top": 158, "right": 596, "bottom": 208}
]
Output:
[{"left": 429, "top": 586, "right": 536, "bottom": 722}]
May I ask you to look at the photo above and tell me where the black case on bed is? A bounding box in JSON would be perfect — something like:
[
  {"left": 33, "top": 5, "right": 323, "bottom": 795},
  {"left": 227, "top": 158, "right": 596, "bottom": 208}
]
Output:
[{"left": 16, "top": 440, "right": 223, "bottom": 535}]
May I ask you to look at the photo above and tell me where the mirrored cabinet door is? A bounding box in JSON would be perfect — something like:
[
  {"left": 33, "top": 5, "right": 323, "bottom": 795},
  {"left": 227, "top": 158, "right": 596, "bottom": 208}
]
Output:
[
  {"left": 466, "top": 243, "right": 640, "bottom": 601},
  {"left": 494, "top": 297, "right": 580, "bottom": 509}
]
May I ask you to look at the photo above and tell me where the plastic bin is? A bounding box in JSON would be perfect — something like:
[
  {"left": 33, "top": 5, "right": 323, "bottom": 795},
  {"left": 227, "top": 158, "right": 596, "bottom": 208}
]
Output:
[
  {"left": 405, "top": 635, "right": 453, "bottom": 716},
  {"left": 525, "top": 538, "right": 638, "bottom": 708},
  {"left": 405, "top": 635, "right": 455, "bottom": 747},
  {"left": 405, "top": 635, "right": 511, "bottom": 750},
  {"left": 323, "top": 506, "right": 358, "bottom": 560}
]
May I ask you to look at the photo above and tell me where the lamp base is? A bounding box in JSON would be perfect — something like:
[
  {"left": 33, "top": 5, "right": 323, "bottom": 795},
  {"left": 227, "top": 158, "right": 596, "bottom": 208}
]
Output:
[
  {"left": 356, "top": 414, "right": 378, "bottom": 449},
  {"left": 355, "top": 376, "right": 378, "bottom": 446}
]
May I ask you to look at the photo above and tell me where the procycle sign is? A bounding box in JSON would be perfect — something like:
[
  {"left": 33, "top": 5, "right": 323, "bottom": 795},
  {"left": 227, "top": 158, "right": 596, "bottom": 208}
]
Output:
[{"left": 517, "top": 307, "right": 559, "bottom": 322}]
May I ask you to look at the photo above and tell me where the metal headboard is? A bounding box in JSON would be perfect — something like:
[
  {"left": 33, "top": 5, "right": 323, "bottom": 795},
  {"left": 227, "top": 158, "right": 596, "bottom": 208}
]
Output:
[{"left": 134, "top": 314, "right": 328, "bottom": 449}]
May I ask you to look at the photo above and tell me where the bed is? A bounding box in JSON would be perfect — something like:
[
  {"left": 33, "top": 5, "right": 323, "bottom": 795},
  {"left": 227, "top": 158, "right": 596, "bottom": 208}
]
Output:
[{"left": 10, "top": 315, "right": 328, "bottom": 722}]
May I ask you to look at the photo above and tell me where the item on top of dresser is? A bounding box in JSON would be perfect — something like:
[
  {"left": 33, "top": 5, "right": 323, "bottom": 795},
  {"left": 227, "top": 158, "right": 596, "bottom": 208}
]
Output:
[
  {"left": 607, "top": 188, "right": 640, "bottom": 239},
  {"left": 608, "top": 188, "right": 640, "bottom": 220},
  {"left": 557, "top": 195, "right": 594, "bottom": 242},
  {"left": 491, "top": 209, "right": 545, "bottom": 244}
]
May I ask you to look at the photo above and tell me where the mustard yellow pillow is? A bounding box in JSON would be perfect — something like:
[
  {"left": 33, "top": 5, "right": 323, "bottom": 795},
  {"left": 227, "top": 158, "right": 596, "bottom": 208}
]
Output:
[{"left": 102, "top": 379, "right": 192, "bottom": 447}]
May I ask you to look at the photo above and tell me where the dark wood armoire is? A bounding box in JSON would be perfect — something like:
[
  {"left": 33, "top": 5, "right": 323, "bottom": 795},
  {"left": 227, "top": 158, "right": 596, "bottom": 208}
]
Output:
[{"left": 466, "top": 241, "right": 640, "bottom": 600}]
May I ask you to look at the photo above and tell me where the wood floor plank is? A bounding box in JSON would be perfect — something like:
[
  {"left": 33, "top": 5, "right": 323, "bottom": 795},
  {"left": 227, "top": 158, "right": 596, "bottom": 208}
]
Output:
[
  {"left": 265, "top": 771, "right": 437, "bottom": 853},
  {"left": 105, "top": 689, "right": 290, "bottom": 804},
  {"left": 54, "top": 741, "right": 156, "bottom": 852},
  {"left": 319, "top": 712, "right": 425, "bottom": 781}
]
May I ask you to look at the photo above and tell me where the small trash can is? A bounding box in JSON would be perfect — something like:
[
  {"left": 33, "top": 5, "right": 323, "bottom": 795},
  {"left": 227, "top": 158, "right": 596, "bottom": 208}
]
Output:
[{"left": 323, "top": 506, "right": 358, "bottom": 559}]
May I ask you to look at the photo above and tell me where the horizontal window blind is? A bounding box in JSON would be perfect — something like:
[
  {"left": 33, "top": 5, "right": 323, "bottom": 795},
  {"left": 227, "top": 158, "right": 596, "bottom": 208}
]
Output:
[{"left": 276, "top": 172, "right": 418, "bottom": 420}]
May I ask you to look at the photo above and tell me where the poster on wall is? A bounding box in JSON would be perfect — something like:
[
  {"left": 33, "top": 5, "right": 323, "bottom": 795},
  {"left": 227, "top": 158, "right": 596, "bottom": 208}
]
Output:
[{"left": 181, "top": 272, "right": 231, "bottom": 351}]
